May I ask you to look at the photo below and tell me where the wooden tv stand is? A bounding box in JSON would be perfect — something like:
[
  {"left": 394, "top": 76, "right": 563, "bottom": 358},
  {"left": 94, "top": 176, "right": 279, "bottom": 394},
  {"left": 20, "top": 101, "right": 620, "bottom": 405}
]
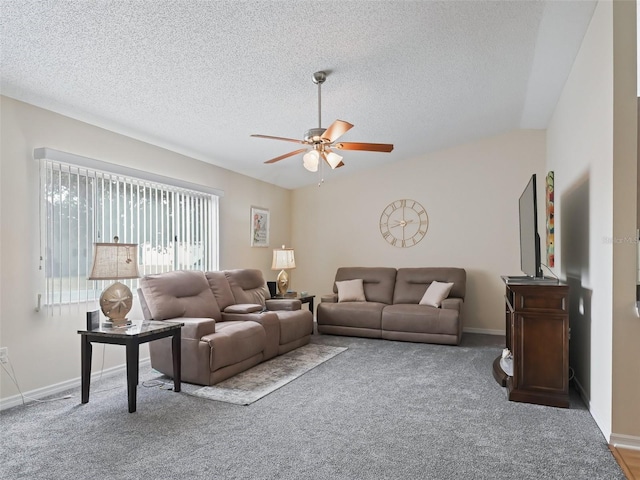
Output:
[{"left": 492, "top": 276, "right": 570, "bottom": 408}]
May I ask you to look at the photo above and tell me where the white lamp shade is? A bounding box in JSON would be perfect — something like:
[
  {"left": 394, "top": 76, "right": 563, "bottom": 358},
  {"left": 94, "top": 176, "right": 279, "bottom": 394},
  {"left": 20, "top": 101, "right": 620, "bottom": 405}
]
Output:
[
  {"left": 325, "top": 151, "right": 343, "bottom": 169},
  {"left": 88, "top": 242, "right": 140, "bottom": 280},
  {"left": 303, "top": 150, "right": 319, "bottom": 172},
  {"left": 271, "top": 246, "right": 296, "bottom": 270}
]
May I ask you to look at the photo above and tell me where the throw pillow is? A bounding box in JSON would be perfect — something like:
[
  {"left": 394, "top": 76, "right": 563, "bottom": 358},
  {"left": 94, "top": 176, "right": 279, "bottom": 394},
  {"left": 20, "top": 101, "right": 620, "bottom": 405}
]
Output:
[
  {"left": 336, "top": 279, "right": 366, "bottom": 302},
  {"left": 419, "top": 281, "right": 454, "bottom": 307}
]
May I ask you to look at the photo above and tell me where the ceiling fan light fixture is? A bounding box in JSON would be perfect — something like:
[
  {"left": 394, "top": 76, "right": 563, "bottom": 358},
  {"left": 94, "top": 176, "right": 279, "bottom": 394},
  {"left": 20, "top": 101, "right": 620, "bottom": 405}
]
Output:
[
  {"left": 254, "top": 70, "right": 393, "bottom": 171},
  {"left": 304, "top": 128, "right": 326, "bottom": 144},
  {"left": 303, "top": 150, "right": 319, "bottom": 172},
  {"left": 325, "top": 151, "right": 343, "bottom": 169}
]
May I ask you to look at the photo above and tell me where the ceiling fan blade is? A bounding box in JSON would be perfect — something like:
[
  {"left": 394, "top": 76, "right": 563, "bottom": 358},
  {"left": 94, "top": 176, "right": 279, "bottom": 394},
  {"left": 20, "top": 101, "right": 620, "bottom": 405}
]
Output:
[
  {"left": 334, "top": 161, "right": 345, "bottom": 168},
  {"left": 334, "top": 142, "right": 394, "bottom": 153},
  {"left": 264, "top": 148, "right": 308, "bottom": 164},
  {"left": 251, "top": 134, "right": 304, "bottom": 144},
  {"left": 321, "top": 120, "right": 354, "bottom": 143}
]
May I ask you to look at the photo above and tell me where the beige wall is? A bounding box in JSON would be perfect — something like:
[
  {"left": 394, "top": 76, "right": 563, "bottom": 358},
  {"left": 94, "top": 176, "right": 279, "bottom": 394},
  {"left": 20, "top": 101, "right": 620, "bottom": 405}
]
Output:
[
  {"left": 547, "top": 0, "right": 640, "bottom": 446},
  {"left": 610, "top": 0, "right": 640, "bottom": 446},
  {"left": 0, "top": 96, "right": 291, "bottom": 403},
  {"left": 291, "top": 129, "right": 547, "bottom": 333}
]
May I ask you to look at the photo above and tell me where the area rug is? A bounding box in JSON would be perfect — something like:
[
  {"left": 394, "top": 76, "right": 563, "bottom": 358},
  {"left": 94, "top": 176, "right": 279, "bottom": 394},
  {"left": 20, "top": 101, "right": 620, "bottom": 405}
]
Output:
[{"left": 190, "top": 343, "right": 347, "bottom": 405}]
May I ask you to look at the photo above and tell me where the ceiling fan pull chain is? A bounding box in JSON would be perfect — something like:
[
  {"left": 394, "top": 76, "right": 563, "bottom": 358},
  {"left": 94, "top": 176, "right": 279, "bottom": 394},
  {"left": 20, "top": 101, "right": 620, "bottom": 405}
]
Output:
[{"left": 318, "top": 156, "right": 325, "bottom": 187}]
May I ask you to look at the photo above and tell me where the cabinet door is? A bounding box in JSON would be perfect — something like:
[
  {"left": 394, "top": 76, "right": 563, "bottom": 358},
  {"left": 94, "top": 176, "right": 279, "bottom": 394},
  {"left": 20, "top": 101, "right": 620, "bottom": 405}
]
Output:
[{"left": 512, "top": 312, "right": 569, "bottom": 394}]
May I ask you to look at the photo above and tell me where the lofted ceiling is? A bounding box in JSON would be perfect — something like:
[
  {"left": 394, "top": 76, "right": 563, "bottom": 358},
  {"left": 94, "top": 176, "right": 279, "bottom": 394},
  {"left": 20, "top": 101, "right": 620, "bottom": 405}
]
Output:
[{"left": 1, "top": 1, "right": 596, "bottom": 190}]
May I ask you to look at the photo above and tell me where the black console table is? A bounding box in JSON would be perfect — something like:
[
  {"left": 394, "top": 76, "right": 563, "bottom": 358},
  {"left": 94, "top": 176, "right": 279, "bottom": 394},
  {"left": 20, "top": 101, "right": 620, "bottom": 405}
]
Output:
[{"left": 492, "top": 276, "right": 570, "bottom": 408}]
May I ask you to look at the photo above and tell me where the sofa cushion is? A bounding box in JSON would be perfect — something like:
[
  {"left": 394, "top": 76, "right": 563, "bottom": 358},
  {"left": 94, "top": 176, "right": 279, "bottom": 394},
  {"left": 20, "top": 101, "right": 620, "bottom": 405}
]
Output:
[
  {"left": 205, "top": 271, "right": 237, "bottom": 311},
  {"left": 393, "top": 268, "right": 466, "bottom": 304},
  {"left": 419, "top": 281, "right": 454, "bottom": 307},
  {"left": 203, "top": 321, "right": 266, "bottom": 371},
  {"left": 336, "top": 279, "right": 366, "bottom": 302},
  {"left": 382, "top": 304, "right": 459, "bottom": 336},
  {"left": 317, "top": 301, "right": 386, "bottom": 330},
  {"left": 224, "top": 269, "right": 271, "bottom": 306},
  {"left": 139, "top": 270, "right": 222, "bottom": 321},
  {"left": 333, "top": 267, "right": 397, "bottom": 305}
]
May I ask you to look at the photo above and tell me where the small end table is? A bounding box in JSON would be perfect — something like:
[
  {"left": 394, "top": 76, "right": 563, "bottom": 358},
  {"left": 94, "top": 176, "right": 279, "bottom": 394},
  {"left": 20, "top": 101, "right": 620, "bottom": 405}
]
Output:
[{"left": 78, "top": 320, "right": 183, "bottom": 413}]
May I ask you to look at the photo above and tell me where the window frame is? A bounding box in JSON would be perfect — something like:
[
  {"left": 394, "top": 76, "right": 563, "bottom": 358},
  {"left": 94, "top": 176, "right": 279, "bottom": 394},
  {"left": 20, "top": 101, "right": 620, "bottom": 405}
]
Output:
[{"left": 34, "top": 148, "right": 223, "bottom": 312}]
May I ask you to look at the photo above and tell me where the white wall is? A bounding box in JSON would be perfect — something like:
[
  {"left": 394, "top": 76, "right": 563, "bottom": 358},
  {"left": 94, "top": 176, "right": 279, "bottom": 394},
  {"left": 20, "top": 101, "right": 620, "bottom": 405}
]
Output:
[
  {"left": 0, "top": 96, "right": 291, "bottom": 404},
  {"left": 292, "top": 129, "right": 546, "bottom": 333},
  {"left": 546, "top": 0, "right": 614, "bottom": 437},
  {"left": 547, "top": 0, "right": 640, "bottom": 445}
]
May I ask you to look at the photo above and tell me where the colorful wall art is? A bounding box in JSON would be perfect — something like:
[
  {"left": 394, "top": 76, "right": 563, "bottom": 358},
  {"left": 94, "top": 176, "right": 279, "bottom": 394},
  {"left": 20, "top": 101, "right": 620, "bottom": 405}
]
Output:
[{"left": 546, "top": 171, "right": 554, "bottom": 267}]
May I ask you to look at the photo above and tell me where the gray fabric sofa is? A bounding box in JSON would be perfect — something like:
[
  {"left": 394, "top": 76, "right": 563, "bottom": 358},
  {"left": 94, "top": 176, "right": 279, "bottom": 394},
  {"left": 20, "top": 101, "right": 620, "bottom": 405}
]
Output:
[
  {"left": 317, "top": 267, "right": 466, "bottom": 345},
  {"left": 137, "top": 268, "right": 313, "bottom": 386}
]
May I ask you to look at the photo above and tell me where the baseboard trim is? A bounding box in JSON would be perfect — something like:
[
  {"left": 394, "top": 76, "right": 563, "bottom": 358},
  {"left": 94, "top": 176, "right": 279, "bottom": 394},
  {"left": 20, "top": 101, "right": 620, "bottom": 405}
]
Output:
[
  {"left": 463, "top": 327, "right": 505, "bottom": 336},
  {"left": 0, "top": 358, "right": 151, "bottom": 411},
  {"left": 573, "top": 376, "right": 590, "bottom": 407},
  {"left": 610, "top": 433, "right": 640, "bottom": 451}
]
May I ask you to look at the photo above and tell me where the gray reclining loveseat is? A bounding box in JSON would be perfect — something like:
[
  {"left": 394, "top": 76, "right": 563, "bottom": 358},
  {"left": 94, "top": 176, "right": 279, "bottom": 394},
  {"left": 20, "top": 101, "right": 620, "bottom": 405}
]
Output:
[{"left": 137, "top": 268, "right": 313, "bottom": 385}]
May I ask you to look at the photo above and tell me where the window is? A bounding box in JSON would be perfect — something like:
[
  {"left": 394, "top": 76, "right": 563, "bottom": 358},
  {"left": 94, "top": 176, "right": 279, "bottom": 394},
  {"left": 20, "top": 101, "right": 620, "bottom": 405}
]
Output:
[{"left": 35, "top": 148, "right": 221, "bottom": 311}]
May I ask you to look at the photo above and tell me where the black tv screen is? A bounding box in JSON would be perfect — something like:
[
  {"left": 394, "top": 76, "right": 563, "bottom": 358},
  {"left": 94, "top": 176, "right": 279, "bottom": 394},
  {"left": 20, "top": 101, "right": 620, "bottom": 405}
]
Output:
[{"left": 519, "top": 174, "right": 543, "bottom": 278}]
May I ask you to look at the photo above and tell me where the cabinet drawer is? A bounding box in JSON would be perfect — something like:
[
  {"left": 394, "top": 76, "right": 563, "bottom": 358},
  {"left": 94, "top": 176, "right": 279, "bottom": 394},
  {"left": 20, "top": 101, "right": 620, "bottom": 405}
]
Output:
[{"left": 514, "top": 290, "right": 567, "bottom": 313}]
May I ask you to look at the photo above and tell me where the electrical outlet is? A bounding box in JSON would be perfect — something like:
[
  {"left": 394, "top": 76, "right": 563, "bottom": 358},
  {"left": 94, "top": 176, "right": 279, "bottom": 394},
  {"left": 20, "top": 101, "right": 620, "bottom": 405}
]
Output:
[{"left": 0, "top": 347, "right": 8, "bottom": 364}]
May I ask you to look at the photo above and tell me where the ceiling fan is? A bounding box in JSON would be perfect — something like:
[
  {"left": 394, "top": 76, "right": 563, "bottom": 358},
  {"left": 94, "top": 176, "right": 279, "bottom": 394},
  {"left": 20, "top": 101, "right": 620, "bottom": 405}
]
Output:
[{"left": 251, "top": 71, "right": 394, "bottom": 172}]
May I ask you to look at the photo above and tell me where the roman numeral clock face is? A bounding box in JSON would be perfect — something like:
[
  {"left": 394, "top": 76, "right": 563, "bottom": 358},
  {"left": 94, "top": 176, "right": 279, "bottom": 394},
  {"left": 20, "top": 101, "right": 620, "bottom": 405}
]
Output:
[{"left": 379, "top": 199, "right": 429, "bottom": 248}]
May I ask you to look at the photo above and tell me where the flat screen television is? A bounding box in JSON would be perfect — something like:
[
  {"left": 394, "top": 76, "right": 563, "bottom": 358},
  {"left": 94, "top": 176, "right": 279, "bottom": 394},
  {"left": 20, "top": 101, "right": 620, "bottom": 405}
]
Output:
[{"left": 518, "top": 174, "right": 543, "bottom": 278}]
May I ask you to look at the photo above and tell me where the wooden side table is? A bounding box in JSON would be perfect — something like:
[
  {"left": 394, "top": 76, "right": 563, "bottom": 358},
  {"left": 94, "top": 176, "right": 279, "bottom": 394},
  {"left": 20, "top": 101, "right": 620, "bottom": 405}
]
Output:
[{"left": 78, "top": 320, "right": 183, "bottom": 413}]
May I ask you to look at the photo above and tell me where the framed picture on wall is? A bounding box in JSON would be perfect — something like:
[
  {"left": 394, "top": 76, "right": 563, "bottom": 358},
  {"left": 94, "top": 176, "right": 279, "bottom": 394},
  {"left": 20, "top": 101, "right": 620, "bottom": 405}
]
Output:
[
  {"left": 250, "top": 206, "right": 270, "bottom": 247},
  {"left": 546, "top": 171, "right": 554, "bottom": 267}
]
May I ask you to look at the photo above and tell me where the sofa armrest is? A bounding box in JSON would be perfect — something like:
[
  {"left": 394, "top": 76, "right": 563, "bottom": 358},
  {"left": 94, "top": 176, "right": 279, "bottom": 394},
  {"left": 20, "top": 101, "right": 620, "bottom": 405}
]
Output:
[
  {"left": 224, "top": 304, "right": 263, "bottom": 314},
  {"left": 441, "top": 298, "right": 463, "bottom": 312},
  {"left": 321, "top": 294, "right": 338, "bottom": 303},
  {"left": 220, "top": 311, "right": 279, "bottom": 360},
  {"left": 265, "top": 298, "right": 301, "bottom": 311},
  {"left": 173, "top": 317, "right": 216, "bottom": 339},
  {"left": 221, "top": 311, "right": 270, "bottom": 322}
]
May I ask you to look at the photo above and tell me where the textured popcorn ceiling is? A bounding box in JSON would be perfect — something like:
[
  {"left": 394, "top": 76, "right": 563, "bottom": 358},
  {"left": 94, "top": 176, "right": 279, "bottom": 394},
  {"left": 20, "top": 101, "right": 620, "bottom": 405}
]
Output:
[{"left": 1, "top": 1, "right": 596, "bottom": 189}]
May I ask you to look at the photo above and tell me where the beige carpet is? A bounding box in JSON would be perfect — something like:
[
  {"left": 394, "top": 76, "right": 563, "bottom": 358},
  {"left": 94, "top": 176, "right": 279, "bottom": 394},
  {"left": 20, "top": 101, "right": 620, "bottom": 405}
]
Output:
[{"left": 190, "top": 343, "right": 347, "bottom": 405}]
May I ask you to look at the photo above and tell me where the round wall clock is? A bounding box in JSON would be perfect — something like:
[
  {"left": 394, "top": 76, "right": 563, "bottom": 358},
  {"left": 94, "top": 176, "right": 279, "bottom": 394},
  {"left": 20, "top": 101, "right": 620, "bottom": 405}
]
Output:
[{"left": 379, "top": 199, "right": 429, "bottom": 248}]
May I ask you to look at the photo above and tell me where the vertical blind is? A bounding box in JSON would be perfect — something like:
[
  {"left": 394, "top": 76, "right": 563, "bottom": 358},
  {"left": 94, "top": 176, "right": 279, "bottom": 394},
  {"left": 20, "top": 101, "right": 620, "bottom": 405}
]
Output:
[{"left": 36, "top": 149, "right": 220, "bottom": 312}]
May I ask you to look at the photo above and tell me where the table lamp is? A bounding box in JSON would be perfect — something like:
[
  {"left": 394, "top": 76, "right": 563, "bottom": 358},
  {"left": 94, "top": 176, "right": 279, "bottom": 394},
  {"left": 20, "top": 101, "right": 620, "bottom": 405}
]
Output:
[
  {"left": 271, "top": 245, "right": 296, "bottom": 296},
  {"left": 88, "top": 236, "right": 140, "bottom": 327}
]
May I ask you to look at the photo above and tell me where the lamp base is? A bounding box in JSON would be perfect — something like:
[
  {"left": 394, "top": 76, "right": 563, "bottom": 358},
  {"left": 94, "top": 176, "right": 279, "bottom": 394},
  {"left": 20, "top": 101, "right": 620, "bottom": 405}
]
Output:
[
  {"left": 99, "top": 281, "right": 134, "bottom": 327},
  {"left": 102, "top": 319, "right": 132, "bottom": 329},
  {"left": 276, "top": 269, "right": 289, "bottom": 296}
]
